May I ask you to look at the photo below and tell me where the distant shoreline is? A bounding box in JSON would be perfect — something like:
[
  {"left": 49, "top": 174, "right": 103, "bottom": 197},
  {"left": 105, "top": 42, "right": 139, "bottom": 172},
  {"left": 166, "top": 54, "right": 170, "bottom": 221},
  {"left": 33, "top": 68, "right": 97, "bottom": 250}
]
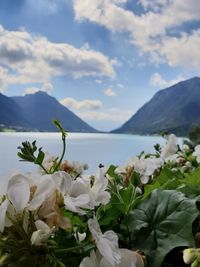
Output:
[{"left": 0, "top": 128, "right": 187, "bottom": 138}]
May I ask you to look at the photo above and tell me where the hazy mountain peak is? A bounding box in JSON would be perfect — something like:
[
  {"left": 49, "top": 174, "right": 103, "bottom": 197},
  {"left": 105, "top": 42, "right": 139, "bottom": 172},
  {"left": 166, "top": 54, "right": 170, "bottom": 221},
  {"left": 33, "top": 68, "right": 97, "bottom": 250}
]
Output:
[{"left": 0, "top": 92, "right": 97, "bottom": 132}]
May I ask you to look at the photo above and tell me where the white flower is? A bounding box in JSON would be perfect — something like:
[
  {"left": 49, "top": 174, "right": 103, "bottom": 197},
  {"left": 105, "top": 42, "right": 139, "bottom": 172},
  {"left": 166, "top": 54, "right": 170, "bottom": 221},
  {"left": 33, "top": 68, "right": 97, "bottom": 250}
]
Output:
[
  {"left": 115, "top": 165, "right": 127, "bottom": 176},
  {"left": 89, "top": 168, "right": 111, "bottom": 206},
  {"left": 64, "top": 191, "right": 90, "bottom": 215},
  {"left": 79, "top": 249, "right": 144, "bottom": 267},
  {"left": 115, "top": 156, "right": 162, "bottom": 184},
  {"left": 133, "top": 156, "right": 163, "bottom": 184},
  {"left": 42, "top": 171, "right": 90, "bottom": 215},
  {"left": 31, "top": 220, "right": 53, "bottom": 246},
  {"left": 71, "top": 161, "right": 88, "bottom": 175},
  {"left": 79, "top": 250, "right": 100, "bottom": 267},
  {"left": 7, "top": 174, "right": 30, "bottom": 212},
  {"left": 58, "top": 172, "right": 91, "bottom": 215},
  {"left": 74, "top": 230, "right": 87, "bottom": 243},
  {"left": 183, "top": 144, "right": 190, "bottom": 152},
  {"left": 60, "top": 160, "right": 88, "bottom": 177},
  {"left": 28, "top": 175, "right": 55, "bottom": 210},
  {"left": 88, "top": 218, "right": 121, "bottom": 266},
  {"left": 51, "top": 171, "right": 72, "bottom": 195},
  {"left": 193, "top": 145, "right": 200, "bottom": 163},
  {"left": 0, "top": 173, "right": 30, "bottom": 232},
  {"left": 163, "top": 154, "right": 179, "bottom": 163},
  {"left": 38, "top": 189, "right": 71, "bottom": 230},
  {"left": 161, "top": 134, "right": 178, "bottom": 160}
]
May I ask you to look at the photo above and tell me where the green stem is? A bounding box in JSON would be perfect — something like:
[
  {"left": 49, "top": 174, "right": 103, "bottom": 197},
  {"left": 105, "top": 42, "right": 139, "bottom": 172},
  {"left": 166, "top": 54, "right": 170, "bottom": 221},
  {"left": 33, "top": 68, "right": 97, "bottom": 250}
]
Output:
[
  {"left": 53, "top": 133, "right": 66, "bottom": 172},
  {"left": 38, "top": 163, "right": 49, "bottom": 174},
  {"left": 54, "top": 244, "right": 86, "bottom": 254},
  {"left": 125, "top": 214, "right": 131, "bottom": 249}
]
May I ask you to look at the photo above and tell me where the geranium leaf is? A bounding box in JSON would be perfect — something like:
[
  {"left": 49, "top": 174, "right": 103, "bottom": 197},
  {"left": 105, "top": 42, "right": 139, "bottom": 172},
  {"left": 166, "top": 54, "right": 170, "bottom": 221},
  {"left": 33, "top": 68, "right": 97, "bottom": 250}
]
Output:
[
  {"left": 182, "top": 166, "right": 200, "bottom": 186},
  {"left": 128, "top": 189, "right": 198, "bottom": 267}
]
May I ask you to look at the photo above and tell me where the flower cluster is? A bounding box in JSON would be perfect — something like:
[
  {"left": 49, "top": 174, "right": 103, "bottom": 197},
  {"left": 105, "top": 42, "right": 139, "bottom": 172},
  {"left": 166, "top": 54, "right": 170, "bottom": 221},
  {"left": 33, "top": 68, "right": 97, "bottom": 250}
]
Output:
[
  {"left": 1, "top": 123, "right": 200, "bottom": 267},
  {"left": 115, "top": 134, "right": 197, "bottom": 186},
  {"left": 0, "top": 166, "right": 132, "bottom": 266}
]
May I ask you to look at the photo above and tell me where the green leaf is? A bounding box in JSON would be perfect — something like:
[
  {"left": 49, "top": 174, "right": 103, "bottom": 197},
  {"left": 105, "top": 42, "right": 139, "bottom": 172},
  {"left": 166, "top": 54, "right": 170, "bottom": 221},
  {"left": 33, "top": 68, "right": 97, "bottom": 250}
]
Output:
[
  {"left": 130, "top": 171, "right": 141, "bottom": 187},
  {"left": 143, "top": 167, "right": 184, "bottom": 198},
  {"left": 119, "top": 184, "right": 138, "bottom": 213},
  {"left": 35, "top": 148, "right": 45, "bottom": 165},
  {"left": 110, "top": 184, "right": 141, "bottom": 214},
  {"left": 128, "top": 189, "right": 198, "bottom": 267},
  {"left": 182, "top": 166, "right": 200, "bottom": 186},
  {"left": 178, "top": 167, "right": 200, "bottom": 198},
  {"left": 107, "top": 165, "right": 121, "bottom": 184},
  {"left": 107, "top": 165, "right": 117, "bottom": 177},
  {"left": 97, "top": 203, "right": 122, "bottom": 226}
]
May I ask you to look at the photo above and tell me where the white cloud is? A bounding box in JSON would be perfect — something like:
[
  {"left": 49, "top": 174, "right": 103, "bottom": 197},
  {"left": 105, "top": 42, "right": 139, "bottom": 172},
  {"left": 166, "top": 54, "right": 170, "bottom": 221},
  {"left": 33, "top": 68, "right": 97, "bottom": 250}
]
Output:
[
  {"left": 24, "top": 82, "right": 54, "bottom": 95},
  {"left": 42, "top": 82, "right": 53, "bottom": 93},
  {"left": 160, "top": 30, "right": 200, "bottom": 71},
  {"left": 60, "top": 97, "right": 103, "bottom": 110},
  {"left": 0, "top": 67, "right": 11, "bottom": 93},
  {"left": 139, "top": 0, "right": 170, "bottom": 11},
  {"left": 150, "top": 72, "right": 185, "bottom": 88},
  {"left": 0, "top": 24, "right": 115, "bottom": 91},
  {"left": 72, "top": 0, "right": 200, "bottom": 73},
  {"left": 95, "top": 79, "right": 102, "bottom": 84},
  {"left": 110, "top": 58, "right": 122, "bottom": 67},
  {"left": 24, "top": 87, "right": 40, "bottom": 94},
  {"left": 104, "top": 87, "right": 117, "bottom": 96},
  {"left": 60, "top": 95, "right": 132, "bottom": 123},
  {"left": 76, "top": 108, "right": 133, "bottom": 122}
]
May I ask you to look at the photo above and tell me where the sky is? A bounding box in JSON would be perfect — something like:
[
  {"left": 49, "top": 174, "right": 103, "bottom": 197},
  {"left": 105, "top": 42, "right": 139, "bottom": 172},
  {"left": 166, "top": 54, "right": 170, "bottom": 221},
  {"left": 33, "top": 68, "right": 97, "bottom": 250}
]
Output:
[{"left": 0, "top": 0, "right": 200, "bottom": 131}]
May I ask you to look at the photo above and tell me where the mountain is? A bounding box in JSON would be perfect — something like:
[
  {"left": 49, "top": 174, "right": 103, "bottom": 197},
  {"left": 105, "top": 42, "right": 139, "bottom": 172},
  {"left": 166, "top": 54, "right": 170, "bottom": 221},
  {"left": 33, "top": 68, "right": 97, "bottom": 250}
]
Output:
[
  {"left": 0, "top": 93, "right": 29, "bottom": 128},
  {"left": 113, "top": 77, "right": 200, "bottom": 136},
  {"left": 11, "top": 91, "right": 96, "bottom": 132}
]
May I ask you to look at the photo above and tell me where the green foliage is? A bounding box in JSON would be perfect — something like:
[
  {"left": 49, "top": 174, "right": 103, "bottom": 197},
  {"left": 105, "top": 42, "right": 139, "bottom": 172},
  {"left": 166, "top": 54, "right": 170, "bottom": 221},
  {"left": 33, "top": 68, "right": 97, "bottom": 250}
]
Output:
[
  {"left": 143, "top": 166, "right": 184, "bottom": 198},
  {"left": 17, "top": 119, "right": 67, "bottom": 173},
  {"left": 128, "top": 189, "right": 199, "bottom": 267},
  {"left": 17, "top": 140, "right": 44, "bottom": 164},
  {"left": 179, "top": 166, "right": 200, "bottom": 198},
  {"left": 17, "top": 140, "right": 47, "bottom": 171}
]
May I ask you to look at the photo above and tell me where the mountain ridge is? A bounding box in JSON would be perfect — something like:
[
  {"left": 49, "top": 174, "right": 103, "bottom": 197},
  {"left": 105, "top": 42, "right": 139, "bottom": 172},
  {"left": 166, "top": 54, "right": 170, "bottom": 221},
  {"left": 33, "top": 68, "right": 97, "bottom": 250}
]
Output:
[
  {"left": 112, "top": 77, "right": 200, "bottom": 136},
  {"left": 0, "top": 91, "right": 97, "bottom": 132}
]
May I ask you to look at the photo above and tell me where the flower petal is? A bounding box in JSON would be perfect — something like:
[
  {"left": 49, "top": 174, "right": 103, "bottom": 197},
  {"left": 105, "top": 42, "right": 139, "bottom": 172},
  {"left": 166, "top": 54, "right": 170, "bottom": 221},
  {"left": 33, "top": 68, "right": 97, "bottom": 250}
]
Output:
[
  {"left": 79, "top": 250, "right": 99, "bottom": 267},
  {"left": 88, "top": 218, "right": 121, "bottom": 266},
  {"left": 98, "top": 231, "right": 121, "bottom": 266},
  {"left": 0, "top": 199, "right": 8, "bottom": 232},
  {"left": 7, "top": 174, "right": 30, "bottom": 212},
  {"left": 100, "top": 249, "right": 144, "bottom": 267},
  {"left": 31, "top": 220, "right": 52, "bottom": 246},
  {"left": 64, "top": 194, "right": 90, "bottom": 214},
  {"left": 52, "top": 171, "right": 72, "bottom": 195},
  {"left": 28, "top": 176, "right": 54, "bottom": 210}
]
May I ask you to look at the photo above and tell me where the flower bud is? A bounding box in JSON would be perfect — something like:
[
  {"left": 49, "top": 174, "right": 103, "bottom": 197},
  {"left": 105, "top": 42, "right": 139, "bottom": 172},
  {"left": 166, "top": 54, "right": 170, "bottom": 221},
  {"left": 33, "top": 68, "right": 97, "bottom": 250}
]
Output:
[
  {"left": 183, "top": 248, "right": 198, "bottom": 264},
  {"left": 183, "top": 144, "right": 190, "bottom": 152},
  {"left": 185, "top": 161, "right": 192, "bottom": 168}
]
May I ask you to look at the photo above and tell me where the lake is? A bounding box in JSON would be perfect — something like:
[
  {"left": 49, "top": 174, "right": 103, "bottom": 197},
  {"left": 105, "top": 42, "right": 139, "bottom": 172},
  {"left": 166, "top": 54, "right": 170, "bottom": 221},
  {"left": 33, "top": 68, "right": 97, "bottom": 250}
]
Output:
[{"left": 0, "top": 132, "right": 183, "bottom": 178}]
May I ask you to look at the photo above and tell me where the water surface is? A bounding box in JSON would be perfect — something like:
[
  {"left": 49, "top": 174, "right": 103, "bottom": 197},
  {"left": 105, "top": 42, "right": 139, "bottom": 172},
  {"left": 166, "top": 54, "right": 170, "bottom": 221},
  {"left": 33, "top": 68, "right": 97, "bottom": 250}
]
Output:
[{"left": 0, "top": 132, "right": 183, "bottom": 178}]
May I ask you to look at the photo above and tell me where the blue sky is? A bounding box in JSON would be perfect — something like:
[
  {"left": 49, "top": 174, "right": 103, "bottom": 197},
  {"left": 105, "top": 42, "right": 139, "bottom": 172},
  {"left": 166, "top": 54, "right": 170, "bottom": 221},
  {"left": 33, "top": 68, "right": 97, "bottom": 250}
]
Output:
[{"left": 0, "top": 0, "right": 200, "bottom": 131}]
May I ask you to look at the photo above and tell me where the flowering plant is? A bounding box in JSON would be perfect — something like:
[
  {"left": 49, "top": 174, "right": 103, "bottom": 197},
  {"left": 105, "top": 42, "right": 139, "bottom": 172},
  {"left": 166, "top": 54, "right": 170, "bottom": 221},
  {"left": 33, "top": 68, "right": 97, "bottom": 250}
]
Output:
[{"left": 0, "top": 121, "right": 200, "bottom": 267}]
